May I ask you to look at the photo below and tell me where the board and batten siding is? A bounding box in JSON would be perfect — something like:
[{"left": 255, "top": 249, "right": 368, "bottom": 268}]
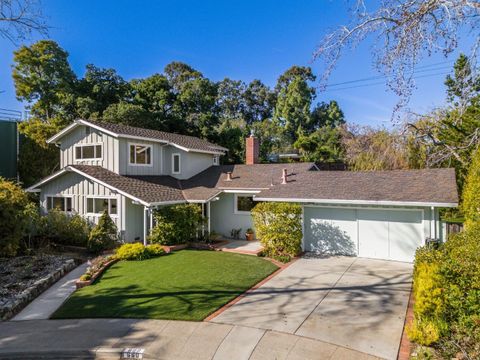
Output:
[
  {"left": 118, "top": 138, "right": 164, "bottom": 176},
  {"left": 163, "top": 146, "right": 214, "bottom": 179},
  {"left": 59, "top": 125, "right": 119, "bottom": 172},
  {"left": 38, "top": 171, "right": 128, "bottom": 238}
]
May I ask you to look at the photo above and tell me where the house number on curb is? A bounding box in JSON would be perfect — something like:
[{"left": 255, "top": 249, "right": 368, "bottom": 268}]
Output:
[{"left": 121, "top": 348, "right": 145, "bottom": 359}]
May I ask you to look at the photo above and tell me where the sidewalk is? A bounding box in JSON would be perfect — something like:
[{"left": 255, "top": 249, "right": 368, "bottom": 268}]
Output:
[
  {"left": 0, "top": 319, "right": 381, "bottom": 360},
  {"left": 12, "top": 263, "right": 88, "bottom": 321}
]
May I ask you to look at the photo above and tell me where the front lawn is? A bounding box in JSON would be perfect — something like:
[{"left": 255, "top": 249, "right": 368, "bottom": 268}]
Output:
[{"left": 52, "top": 250, "right": 278, "bottom": 321}]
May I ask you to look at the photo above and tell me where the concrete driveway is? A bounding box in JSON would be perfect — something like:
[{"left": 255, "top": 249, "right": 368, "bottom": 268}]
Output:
[{"left": 209, "top": 256, "right": 413, "bottom": 360}]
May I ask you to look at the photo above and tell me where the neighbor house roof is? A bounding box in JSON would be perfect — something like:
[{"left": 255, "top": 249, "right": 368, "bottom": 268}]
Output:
[
  {"left": 255, "top": 168, "right": 459, "bottom": 207},
  {"left": 47, "top": 119, "right": 228, "bottom": 154}
]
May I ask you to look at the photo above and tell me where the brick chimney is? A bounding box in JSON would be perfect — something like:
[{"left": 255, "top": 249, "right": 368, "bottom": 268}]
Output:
[{"left": 245, "top": 133, "right": 259, "bottom": 165}]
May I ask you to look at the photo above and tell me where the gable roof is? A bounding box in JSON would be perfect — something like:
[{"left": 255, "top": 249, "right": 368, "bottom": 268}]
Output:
[
  {"left": 255, "top": 168, "right": 459, "bottom": 207},
  {"left": 47, "top": 119, "right": 228, "bottom": 154},
  {"left": 28, "top": 164, "right": 458, "bottom": 208}
]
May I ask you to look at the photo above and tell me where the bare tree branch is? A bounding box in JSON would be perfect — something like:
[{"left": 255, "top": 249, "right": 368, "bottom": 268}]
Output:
[{"left": 0, "top": 0, "right": 48, "bottom": 43}]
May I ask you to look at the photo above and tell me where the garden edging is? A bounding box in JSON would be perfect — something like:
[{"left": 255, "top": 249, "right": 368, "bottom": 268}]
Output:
[
  {"left": 0, "top": 259, "right": 77, "bottom": 321},
  {"left": 75, "top": 258, "right": 118, "bottom": 289}
]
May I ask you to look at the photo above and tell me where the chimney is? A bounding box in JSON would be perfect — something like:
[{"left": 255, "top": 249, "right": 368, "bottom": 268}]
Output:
[
  {"left": 245, "top": 132, "right": 259, "bottom": 165},
  {"left": 281, "top": 168, "right": 288, "bottom": 184},
  {"left": 225, "top": 171, "right": 233, "bottom": 181}
]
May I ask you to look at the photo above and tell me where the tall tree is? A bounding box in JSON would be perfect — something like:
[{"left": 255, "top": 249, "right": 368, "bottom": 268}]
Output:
[
  {"left": 216, "top": 78, "right": 246, "bottom": 122},
  {"left": 309, "top": 100, "right": 345, "bottom": 131},
  {"left": 164, "top": 61, "right": 202, "bottom": 94},
  {"left": 274, "top": 66, "right": 316, "bottom": 144},
  {"left": 12, "top": 40, "right": 76, "bottom": 121},
  {"left": 243, "top": 79, "right": 276, "bottom": 124}
]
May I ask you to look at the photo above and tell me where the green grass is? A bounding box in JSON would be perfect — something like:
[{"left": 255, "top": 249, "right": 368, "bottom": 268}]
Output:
[{"left": 52, "top": 250, "right": 278, "bottom": 321}]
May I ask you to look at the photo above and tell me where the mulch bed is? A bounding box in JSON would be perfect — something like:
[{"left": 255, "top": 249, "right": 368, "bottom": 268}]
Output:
[{"left": 0, "top": 254, "right": 76, "bottom": 319}]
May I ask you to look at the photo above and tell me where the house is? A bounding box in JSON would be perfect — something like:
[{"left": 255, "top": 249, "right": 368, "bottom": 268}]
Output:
[{"left": 27, "top": 119, "right": 459, "bottom": 262}]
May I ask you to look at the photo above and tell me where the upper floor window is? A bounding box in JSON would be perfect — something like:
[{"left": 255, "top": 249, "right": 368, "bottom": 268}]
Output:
[
  {"left": 172, "top": 153, "right": 181, "bottom": 174},
  {"left": 75, "top": 144, "right": 102, "bottom": 160},
  {"left": 47, "top": 196, "right": 72, "bottom": 212},
  {"left": 129, "top": 144, "right": 152, "bottom": 166},
  {"left": 213, "top": 155, "right": 219, "bottom": 166},
  {"left": 86, "top": 197, "right": 117, "bottom": 215}
]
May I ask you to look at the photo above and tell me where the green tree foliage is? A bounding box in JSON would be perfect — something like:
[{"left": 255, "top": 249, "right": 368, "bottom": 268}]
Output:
[
  {"left": 102, "top": 102, "right": 152, "bottom": 128},
  {"left": 12, "top": 40, "right": 76, "bottom": 121},
  {"left": 0, "top": 178, "right": 30, "bottom": 257},
  {"left": 309, "top": 100, "right": 345, "bottom": 130},
  {"left": 148, "top": 204, "right": 203, "bottom": 245},
  {"left": 164, "top": 61, "right": 202, "bottom": 94},
  {"left": 462, "top": 148, "right": 480, "bottom": 227},
  {"left": 87, "top": 210, "right": 118, "bottom": 253},
  {"left": 243, "top": 79, "right": 276, "bottom": 124},
  {"left": 294, "top": 126, "right": 344, "bottom": 163},
  {"left": 39, "top": 209, "right": 91, "bottom": 247},
  {"left": 251, "top": 202, "right": 302, "bottom": 262}
]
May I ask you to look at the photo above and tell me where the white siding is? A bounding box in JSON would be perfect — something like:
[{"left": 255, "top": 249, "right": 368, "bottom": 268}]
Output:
[{"left": 60, "top": 125, "right": 119, "bottom": 173}]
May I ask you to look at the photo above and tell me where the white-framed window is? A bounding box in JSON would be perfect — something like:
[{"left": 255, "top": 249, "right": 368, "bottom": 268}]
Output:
[
  {"left": 46, "top": 196, "right": 73, "bottom": 213},
  {"left": 86, "top": 197, "right": 118, "bottom": 216},
  {"left": 75, "top": 144, "right": 102, "bottom": 160},
  {"left": 172, "top": 153, "right": 181, "bottom": 174},
  {"left": 213, "top": 155, "right": 219, "bottom": 166},
  {"left": 129, "top": 143, "right": 152, "bottom": 166},
  {"left": 234, "top": 194, "right": 256, "bottom": 214}
]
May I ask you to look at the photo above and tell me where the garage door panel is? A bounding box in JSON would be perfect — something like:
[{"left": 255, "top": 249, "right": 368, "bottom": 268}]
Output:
[
  {"left": 304, "top": 208, "right": 357, "bottom": 256},
  {"left": 388, "top": 211, "right": 423, "bottom": 262},
  {"left": 358, "top": 210, "right": 389, "bottom": 260}
]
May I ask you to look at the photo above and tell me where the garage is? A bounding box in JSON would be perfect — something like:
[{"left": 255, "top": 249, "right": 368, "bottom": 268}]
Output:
[{"left": 303, "top": 207, "right": 424, "bottom": 262}]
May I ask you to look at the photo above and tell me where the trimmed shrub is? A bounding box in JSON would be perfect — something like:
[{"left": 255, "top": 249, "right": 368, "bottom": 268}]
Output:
[
  {"left": 87, "top": 210, "right": 118, "bottom": 254},
  {"left": 39, "top": 210, "right": 90, "bottom": 247},
  {"left": 0, "top": 178, "right": 30, "bottom": 257},
  {"left": 251, "top": 202, "right": 302, "bottom": 262},
  {"left": 148, "top": 204, "right": 204, "bottom": 245},
  {"left": 115, "top": 243, "right": 165, "bottom": 261},
  {"left": 462, "top": 147, "right": 480, "bottom": 228}
]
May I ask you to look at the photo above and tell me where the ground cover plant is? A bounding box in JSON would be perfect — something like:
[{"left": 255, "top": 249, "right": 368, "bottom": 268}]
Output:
[{"left": 52, "top": 250, "right": 278, "bottom": 320}]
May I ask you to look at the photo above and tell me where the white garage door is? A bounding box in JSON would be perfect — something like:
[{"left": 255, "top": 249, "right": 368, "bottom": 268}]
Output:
[{"left": 304, "top": 207, "right": 424, "bottom": 262}]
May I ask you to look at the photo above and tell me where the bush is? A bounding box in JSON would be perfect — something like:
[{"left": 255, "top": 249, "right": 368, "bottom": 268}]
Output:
[
  {"left": 148, "top": 204, "right": 204, "bottom": 245},
  {"left": 409, "top": 221, "right": 480, "bottom": 358},
  {"left": 462, "top": 148, "right": 480, "bottom": 228},
  {"left": 115, "top": 243, "right": 165, "bottom": 261},
  {"left": 0, "top": 178, "right": 30, "bottom": 257},
  {"left": 251, "top": 202, "right": 302, "bottom": 262},
  {"left": 39, "top": 210, "right": 90, "bottom": 247},
  {"left": 87, "top": 210, "right": 118, "bottom": 254}
]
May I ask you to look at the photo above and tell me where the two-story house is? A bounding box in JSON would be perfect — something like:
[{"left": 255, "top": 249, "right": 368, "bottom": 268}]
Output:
[{"left": 28, "top": 119, "right": 459, "bottom": 262}]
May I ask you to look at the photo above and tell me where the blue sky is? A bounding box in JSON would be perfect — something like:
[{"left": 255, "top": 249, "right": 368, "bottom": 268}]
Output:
[{"left": 0, "top": 0, "right": 473, "bottom": 126}]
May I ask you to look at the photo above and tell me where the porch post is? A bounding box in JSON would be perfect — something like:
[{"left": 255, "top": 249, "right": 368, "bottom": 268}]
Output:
[
  {"left": 431, "top": 206, "right": 436, "bottom": 239},
  {"left": 207, "top": 201, "right": 211, "bottom": 234},
  {"left": 143, "top": 206, "right": 148, "bottom": 246},
  {"left": 201, "top": 203, "right": 205, "bottom": 236},
  {"left": 149, "top": 208, "right": 153, "bottom": 235}
]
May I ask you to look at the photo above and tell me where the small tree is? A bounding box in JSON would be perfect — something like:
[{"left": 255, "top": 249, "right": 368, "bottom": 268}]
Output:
[
  {"left": 462, "top": 148, "right": 480, "bottom": 228},
  {"left": 87, "top": 210, "right": 118, "bottom": 253},
  {"left": 251, "top": 202, "right": 302, "bottom": 262},
  {"left": 148, "top": 204, "right": 203, "bottom": 245},
  {"left": 0, "top": 178, "right": 30, "bottom": 257}
]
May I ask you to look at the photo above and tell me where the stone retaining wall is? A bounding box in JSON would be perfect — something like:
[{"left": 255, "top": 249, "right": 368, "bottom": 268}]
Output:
[{"left": 0, "top": 259, "right": 77, "bottom": 321}]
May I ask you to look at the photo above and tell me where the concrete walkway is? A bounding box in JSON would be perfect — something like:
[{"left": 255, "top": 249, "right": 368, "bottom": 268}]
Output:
[
  {"left": 0, "top": 319, "right": 380, "bottom": 359},
  {"left": 12, "top": 263, "right": 88, "bottom": 321},
  {"left": 210, "top": 256, "right": 412, "bottom": 360}
]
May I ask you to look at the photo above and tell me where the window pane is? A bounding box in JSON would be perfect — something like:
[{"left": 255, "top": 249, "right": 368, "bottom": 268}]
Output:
[
  {"left": 82, "top": 146, "right": 95, "bottom": 159},
  {"left": 135, "top": 146, "right": 150, "bottom": 164},
  {"left": 110, "top": 199, "right": 117, "bottom": 215},
  {"left": 66, "top": 198, "right": 72, "bottom": 212},
  {"left": 87, "top": 198, "right": 94, "bottom": 213},
  {"left": 47, "top": 197, "right": 53, "bottom": 210},
  {"left": 75, "top": 147, "right": 82, "bottom": 159},
  {"left": 173, "top": 154, "right": 180, "bottom": 173},
  {"left": 95, "top": 198, "right": 108, "bottom": 213},
  {"left": 95, "top": 145, "right": 102, "bottom": 158},
  {"left": 145, "top": 147, "right": 151, "bottom": 164},
  {"left": 237, "top": 196, "right": 255, "bottom": 212},
  {"left": 52, "top": 197, "right": 65, "bottom": 211},
  {"left": 130, "top": 145, "right": 135, "bottom": 163}
]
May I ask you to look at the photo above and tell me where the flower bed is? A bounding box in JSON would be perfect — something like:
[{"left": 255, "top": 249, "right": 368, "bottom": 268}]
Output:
[
  {"left": 75, "top": 255, "right": 118, "bottom": 289},
  {"left": 0, "top": 255, "right": 76, "bottom": 320}
]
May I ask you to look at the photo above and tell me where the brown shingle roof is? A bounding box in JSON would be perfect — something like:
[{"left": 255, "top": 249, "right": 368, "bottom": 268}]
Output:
[
  {"left": 87, "top": 120, "right": 227, "bottom": 153},
  {"left": 255, "top": 168, "right": 458, "bottom": 205},
  {"left": 71, "top": 165, "right": 185, "bottom": 204}
]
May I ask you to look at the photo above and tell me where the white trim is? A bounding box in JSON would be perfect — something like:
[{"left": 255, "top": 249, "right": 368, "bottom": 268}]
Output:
[
  {"left": 85, "top": 196, "right": 119, "bottom": 217},
  {"left": 213, "top": 155, "right": 219, "bottom": 166},
  {"left": 234, "top": 193, "right": 256, "bottom": 215},
  {"left": 128, "top": 142, "right": 153, "bottom": 167},
  {"left": 172, "top": 153, "right": 181, "bottom": 174},
  {"left": 26, "top": 169, "right": 68, "bottom": 192},
  {"left": 222, "top": 189, "right": 262, "bottom": 194},
  {"left": 149, "top": 200, "right": 186, "bottom": 206},
  {"left": 74, "top": 143, "right": 103, "bottom": 161},
  {"left": 253, "top": 197, "right": 458, "bottom": 208},
  {"left": 44, "top": 194, "right": 74, "bottom": 213}
]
